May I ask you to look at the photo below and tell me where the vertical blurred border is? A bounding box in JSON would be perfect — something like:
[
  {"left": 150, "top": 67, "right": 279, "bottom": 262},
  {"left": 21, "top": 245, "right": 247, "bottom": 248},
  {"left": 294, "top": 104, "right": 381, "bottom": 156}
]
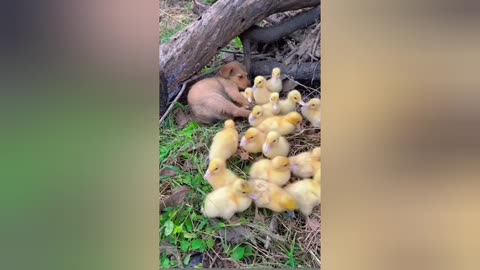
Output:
[
  {"left": 0, "top": 0, "right": 158, "bottom": 270},
  {"left": 323, "top": 1, "right": 480, "bottom": 270}
]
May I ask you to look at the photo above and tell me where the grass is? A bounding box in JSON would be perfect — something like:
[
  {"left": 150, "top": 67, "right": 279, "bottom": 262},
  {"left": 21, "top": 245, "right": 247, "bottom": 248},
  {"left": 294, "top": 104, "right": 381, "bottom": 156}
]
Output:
[
  {"left": 160, "top": 104, "right": 321, "bottom": 268},
  {"left": 159, "top": 0, "right": 196, "bottom": 43}
]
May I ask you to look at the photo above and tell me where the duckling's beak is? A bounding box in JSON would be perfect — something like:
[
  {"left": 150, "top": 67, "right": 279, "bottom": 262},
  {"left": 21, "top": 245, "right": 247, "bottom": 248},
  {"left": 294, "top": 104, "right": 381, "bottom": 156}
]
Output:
[
  {"left": 263, "top": 144, "right": 271, "bottom": 154},
  {"left": 273, "top": 104, "right": 279, "bottom": 111},
  {"left": 248, "top": 115, "right": 255, "bottom": 124},
  {"left": 299, "top": 100, "right": 306, "bottom": 106},
  {"left": 296, "top": 123, "right": 301, "bottom": 129},
  {"left": 252, "top": 85, "right": 258, "bottom": 92},
  {"left": 287, "top": 211, "right": 296, "bottom": 218},
  {"left": 240, "top": 137, "right": 248, "bottom": 147},
  {"left": 249, "top": 193, "right": 260, "bottom": 200},
  {"left": 203, "top": 171, "right": 212, "bottom": 180},
  {"left": 289, "top": 165, "right": 298, "bottom": 172},
  {"left": 247, "top": 97, "right": 252, "bottom": 103}
]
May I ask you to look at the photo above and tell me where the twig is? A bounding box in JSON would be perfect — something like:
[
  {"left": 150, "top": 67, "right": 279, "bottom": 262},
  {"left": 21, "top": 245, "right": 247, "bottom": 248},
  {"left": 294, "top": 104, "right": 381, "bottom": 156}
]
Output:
[
  {"left": 310, "top": 61, "right": 321, "bottom": 86},
  {"left": 159, "top": 82, "right": 186, "bottom": 125},
  {"left": 220, "top": 49, "right": 243, "bottom": 54}
]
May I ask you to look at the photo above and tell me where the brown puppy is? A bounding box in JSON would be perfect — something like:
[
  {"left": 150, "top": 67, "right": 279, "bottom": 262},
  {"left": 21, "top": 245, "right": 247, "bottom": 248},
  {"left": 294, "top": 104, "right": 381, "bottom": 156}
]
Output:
[{"left": 188, "top": 61, "right": 252, "bottom": 124}]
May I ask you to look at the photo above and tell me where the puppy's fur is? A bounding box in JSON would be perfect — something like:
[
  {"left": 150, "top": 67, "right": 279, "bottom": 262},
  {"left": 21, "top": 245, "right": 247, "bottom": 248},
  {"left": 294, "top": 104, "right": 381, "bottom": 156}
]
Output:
[{"left": 188, "top": 61, "right": 251, "bottom": 124}]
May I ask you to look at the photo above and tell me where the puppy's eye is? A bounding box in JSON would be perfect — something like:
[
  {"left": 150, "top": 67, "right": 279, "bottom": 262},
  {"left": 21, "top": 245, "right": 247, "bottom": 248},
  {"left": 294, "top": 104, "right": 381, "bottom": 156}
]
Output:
[{"left": 239, "top": 75, "right": 244, "bottom": 79}]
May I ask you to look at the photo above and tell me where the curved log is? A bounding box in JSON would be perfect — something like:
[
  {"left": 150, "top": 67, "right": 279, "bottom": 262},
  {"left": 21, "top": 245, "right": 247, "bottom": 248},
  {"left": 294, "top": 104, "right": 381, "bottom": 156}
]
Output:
[
  {"left": 240, "top": 7, "right": 320, "bottom": 44},
  {"left": 251, "top": 60, "right": 320, "bottom": 81},
  {"left": 241, "top": 6, "right": 320, "bottom": 76}
]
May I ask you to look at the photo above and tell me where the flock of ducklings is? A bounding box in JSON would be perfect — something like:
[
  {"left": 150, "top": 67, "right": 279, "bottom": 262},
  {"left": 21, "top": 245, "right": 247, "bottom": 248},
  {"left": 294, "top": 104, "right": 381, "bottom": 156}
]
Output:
[{"left": 201, "top": 67, "right": 321, "bottom": 228}]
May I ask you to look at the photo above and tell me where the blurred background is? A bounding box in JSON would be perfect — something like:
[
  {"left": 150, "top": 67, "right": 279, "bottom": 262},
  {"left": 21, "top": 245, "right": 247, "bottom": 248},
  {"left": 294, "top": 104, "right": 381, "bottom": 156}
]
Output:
[
  {"left": 323, "top": 1, "right": 480, "bottom": 270},
  {"left": 0, "top": 0, "right": 158, "bottom": 270}
]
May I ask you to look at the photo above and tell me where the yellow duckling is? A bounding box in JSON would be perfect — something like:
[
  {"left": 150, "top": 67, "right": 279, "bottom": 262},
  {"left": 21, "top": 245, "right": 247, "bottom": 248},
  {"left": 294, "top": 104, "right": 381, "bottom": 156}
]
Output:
[
  {"left": 261, "top": 92, "right": 281, "bottom": 117},
  {"left": 249, "top": 156, "right": 291, "bottom": 186},
  {"left": 278, "top": 90, "right": 305, "bottom": 115},
  {"left": 204, "top": 159, "right": 240, "bottom": 190},
  {"left": 201, "top": 178, "right": 253, "bottom": 221},
  {"left": 262, "top": 131, "right": 290, "bottom": 158},
  {"left": 301, "top": 98, "right": 321, "bottom": 128},
  {"left": 240, "top": 127, "right": 266, "bottom": 154},
  {"left": 241, "top": 87, "right": 253, "bottom": 103},
  {"left": 248, "top": 178, "right": 297, "bottom": 213},
  {"left": 267, "top": 67, "right": 283, "bottom": 93},
  {"left": 248, "top": 105, "right": 267, "bottom": 127},
  {"left": 284, "top": 168, "right": 321, "bottom": 229},
  {"left": 208, "top": 119, "right": 239, "bottom": 161},
  {"left": 257, "top": 111, "right": 303, "bottom": 135},
  {"left": 289, "top": 147, "right": 321, "bottom": 178},
  {"left": 252, "top": 76, "right": 270, "bottom": 105}
]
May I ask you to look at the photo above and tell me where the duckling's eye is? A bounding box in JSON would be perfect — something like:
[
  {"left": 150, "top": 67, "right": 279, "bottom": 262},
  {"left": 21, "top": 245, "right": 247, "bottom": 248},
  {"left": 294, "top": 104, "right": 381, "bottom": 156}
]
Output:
[
  {"left": 272, "top": 140, "right": 277, "bottom": 143},
  {"left": 214, "top": 168, "right": 218, "bottom": 171}
]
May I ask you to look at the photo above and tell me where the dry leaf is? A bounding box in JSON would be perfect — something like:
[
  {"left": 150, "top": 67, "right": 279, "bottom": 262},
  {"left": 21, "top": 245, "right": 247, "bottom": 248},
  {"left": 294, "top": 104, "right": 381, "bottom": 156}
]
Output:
[
  {"left": 174, "top": 108, "right": 189, "bottom": 129},
  {"left": 159, "top": 186, "right": 192, "bottom": 212},
  {"left": 211, "top": 219, "right": 254, "bottom": 245},
  {"left": 183, "top": 159, "right": 195, "bottom": 170},
  {"left": 160, "top": 168, "right": 176, "bottom": 177},
  {"left": 307, "top": 217, "right": 321, "bottom": 231}
]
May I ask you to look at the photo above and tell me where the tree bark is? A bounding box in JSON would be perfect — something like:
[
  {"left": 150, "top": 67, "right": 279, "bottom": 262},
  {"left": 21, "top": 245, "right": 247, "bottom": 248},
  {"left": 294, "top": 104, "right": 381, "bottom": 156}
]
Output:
[
  {"left": 159, "top": 70, "right": 168, "bottom": 117},
  {"left": 159, "top": 0, "right": 320, "bottom": 99}
]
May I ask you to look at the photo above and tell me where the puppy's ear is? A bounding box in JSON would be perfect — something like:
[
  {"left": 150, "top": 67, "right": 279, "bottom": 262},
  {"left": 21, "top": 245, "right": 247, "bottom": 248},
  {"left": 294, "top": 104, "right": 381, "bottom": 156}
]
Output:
[{"left": 218, "top": 64, "right": 233, "bottom": 79}]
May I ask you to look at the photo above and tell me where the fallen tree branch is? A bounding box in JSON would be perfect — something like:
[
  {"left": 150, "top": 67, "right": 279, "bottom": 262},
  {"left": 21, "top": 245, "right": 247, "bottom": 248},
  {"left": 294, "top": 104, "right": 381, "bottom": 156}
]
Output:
[
  {"left": 251, "top": 59, "right": 320, "bottom": 81},
  {"left": 241, "top": 6, "right": 319, "bottom": 75},
  {"left": 240, "top": 7, "right": 320, "bottom": 44},
  {"left": 285, "top": 22, "right": 321, "bottom": 64},
  {"left": 160, "top": 0, "right": 320, "bottom": 97}
]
